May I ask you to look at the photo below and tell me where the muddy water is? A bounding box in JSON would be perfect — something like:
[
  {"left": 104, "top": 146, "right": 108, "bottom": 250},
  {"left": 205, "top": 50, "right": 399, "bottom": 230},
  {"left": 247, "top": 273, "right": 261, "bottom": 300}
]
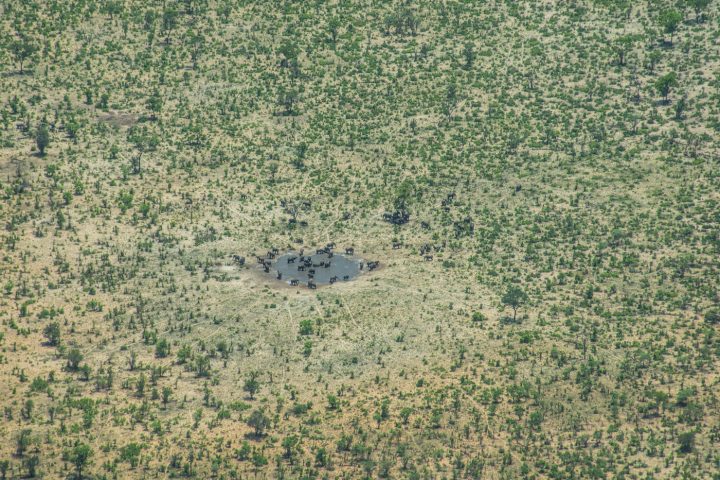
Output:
[{"left": 272, "top": 251, "right": 362, "bottom": 286}]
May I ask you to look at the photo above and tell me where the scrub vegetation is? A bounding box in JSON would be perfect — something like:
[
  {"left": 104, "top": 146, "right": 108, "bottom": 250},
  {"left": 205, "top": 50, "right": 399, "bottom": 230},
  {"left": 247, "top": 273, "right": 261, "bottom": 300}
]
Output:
[{"left": 0, "top": 0, "right": 719, "bottom": 478}]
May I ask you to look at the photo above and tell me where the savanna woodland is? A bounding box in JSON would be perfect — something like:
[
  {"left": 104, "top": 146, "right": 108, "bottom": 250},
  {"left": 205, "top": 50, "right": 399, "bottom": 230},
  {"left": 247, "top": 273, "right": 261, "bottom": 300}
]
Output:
[{"left": 1, "top": 0, "right": 719, "bottom": 479}]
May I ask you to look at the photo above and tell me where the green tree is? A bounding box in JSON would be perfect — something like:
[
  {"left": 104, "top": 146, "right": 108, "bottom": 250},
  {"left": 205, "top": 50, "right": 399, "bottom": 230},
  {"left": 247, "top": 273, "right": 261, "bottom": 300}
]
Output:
[
  {"left": 67, "top": 348, "right": 83, "bottom": 371},
  {"left": 614, "top": 35, "right": 636, "bottom": 66},
  {"left": 195, "top": 355, "right": 210, "bottom": 377},
  {"left": 502, "top": 286, "right": 528, "bottom": 322},
  {"left": 704, "top": 307, "right": 720, "bottom": 325},
  {"left": 251, "top": 452, "right": 268, "bottom": 471},
  {"left": 188, "top": 30, "right": 204, "bottom": 69},
  {"left": 315, "top": 447, "right": 328, "bottom": 467},
  {"left": 246, "top": 409, "right": 270, "bottom": 437},
  {"left": 161, "top": 386, "right": 172, "bottom": 407},
  {"left": 282, "top": 435, "right": 299, "bottom": 458},
  {"left": 162, "top": 7, "right": 178, "bottom": 44},
  {"left": 298, "top": 319, "right": 313, "bottom": 335},
  {"left": 9, "top": 37, "right": 38, "bottom": 73},
  {"left": 373, "top": 399, "right": 390, "bottom": 426},
  {"left": 155, "top": 338, "right": 170, "bottom": 358},
  {"left": 35, "top": 124, "right": 49, "bottom": 156},
  {"left": 659, "top": 10, "right": 682, "bottom": 45},
  {"left": 327, "top": 394, "right": 340, "bottom": 410},
  {"left": 687, "top": 0, "right": 710, "bottom": 23},
  {"left": 463, "top": 42, "right": 474, "bottom": 69},
  {"left": 655, "top": 72, "right": 678, "bottom": 103},
  {"left": 277, "top": 87, "right": 299, "bottom": 116},
  {"left": 119, "top": 443, "right": 142, "bottom": 468},
  {"left": 444, "top": 82, "right": 458, "bottom": 117},
  {"left": 16, "top": 429, "right": 32, "bottom": 457},
  {"left": 243, "top": 372, "right": 260, "bottom": 399},
  {"left": 674, "top": 95, "right": 687, "bottom": 120},
  {"left": 0, "top": 460, "right": 8, "bottom": 480},
  {"left": 328, "top": 17, "right": 341, "bottom": 45},
  {"left": 678, "top": 431, "right": 695, "bottom": 453},
  {"left": 399, "top": 407, "right": 413, "bottom": 425},
  {"left": 67, "top": 443, "right": 92, "bottom": 479},
  {"left": 23, "top": 456, "right": 38, "bottom": 478},
  {"left": 647, "top": 50, "right": 662, "bottom": 73},
  {"left": 146, "top": 89, "right": 162, "bottom": 120},
  {"left": 43, "top": 322, "right": 61, "bottom": 346},
  {"left": 126, "top": 127, "right": 158, "bottom": 175}
]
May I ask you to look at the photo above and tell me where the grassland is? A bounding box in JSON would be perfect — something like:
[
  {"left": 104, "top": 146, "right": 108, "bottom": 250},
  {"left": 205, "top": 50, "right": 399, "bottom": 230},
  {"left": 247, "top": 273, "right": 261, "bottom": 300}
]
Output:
[{"left": 1, "top": 0, "right": 719, "bottom": 479}]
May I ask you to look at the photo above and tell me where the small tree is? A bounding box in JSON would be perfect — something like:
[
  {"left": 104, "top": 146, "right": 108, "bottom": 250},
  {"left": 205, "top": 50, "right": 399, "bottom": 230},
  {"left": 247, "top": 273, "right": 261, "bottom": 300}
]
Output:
[
  {"left": 43, "top": 322, "right": 61, "bottom": 346},
  {"left": 704, "top": 308, "right": 720, "bottom": 325},
  {"left": 9, "top": 37, "right": 38, "bottom": 73},
  {"left": 399, "top": 407, "right": 413, "bottom": 425},
  {"left": 0, "top": 460, "right": 9, "bottom": 480},
  {"left": 67, "top": 348, "right": 83, "bottom": 371},
  {"left": 463, "top": 42, "right": 474, "bottom": 69},
  {"left": 298, "top": 319, "right": 313, "bottom": 335},
  {"left": 678, "top": 431, "right": 695, "bottom": 453},
  {"left": 119, "top": 443, "right": 142, "bottom": 468},
  {"left": 16, "top": 429, "right": 32, "bottom": 457},
  {"left": 614, "top": 35, "right": 636, "bottom": 66},
  {"left": 162, "top": 7, "right": 178, "bottom": 44},
  {"left": 67, "top": 443, "right": 92, "bottom": 479},
  {"left": 243, "top": 372, "right": 260, "bottom": 400},
  {"left": 647, "top": 50, "right": 662, "bottom": 73},
  {"left": 23, "top": 456, "right": 38, "bottom": 478},
  {"left": 655, "top": 72, "right": 678, "bottom": 103},
  {"left": 674, "top": 95, "right": 687, "bottom": 120},
  {"left": 146, "top": 89, "right": 162, "bottom": 120},
  {"left": 155, "top": 338, "right": 170, "bottom": 358},
  {"left": 328, "top": 17, "right": 340, "bottom": 45},
  {"left": 277, "top": 88, "right": 299, "bottom": 116},
  {"left": 35, "top": 124, "right": 49, "bottom": 156},
  {"left": 659, "top": 10, "right": 682, "bottom": 45},
  {"left": 501, "top": 286, "right": 528, "bottom": 323},
  {"left": 161, "top": 386, "right": 172, "bottom": 406},
  {"left": 188, "top": 31, "right": 204, "bottom": 69},
  {"left": 688, "top": 0, "right": 710, "bottom": 23},
  {"left": 127, "top": 125, "right": 159, "bottom": 174},
  {"left": 246, "top": 409, "right": 270, "bottom": 437},
  {"left": 282, "top": 435, "right": 299, "bottom": 458}
]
